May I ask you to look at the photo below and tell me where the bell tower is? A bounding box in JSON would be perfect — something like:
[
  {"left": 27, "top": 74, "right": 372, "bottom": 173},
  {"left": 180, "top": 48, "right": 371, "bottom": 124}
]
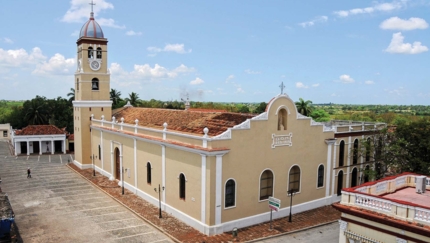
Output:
[{"left": 73, "top": 1, "right": 112, "bottom": 167}]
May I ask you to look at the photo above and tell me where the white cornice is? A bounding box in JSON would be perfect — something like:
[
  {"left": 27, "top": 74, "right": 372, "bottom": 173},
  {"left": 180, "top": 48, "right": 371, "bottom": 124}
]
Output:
[{"left": 73, "top": 100, "right": 112, "bottom": 107}]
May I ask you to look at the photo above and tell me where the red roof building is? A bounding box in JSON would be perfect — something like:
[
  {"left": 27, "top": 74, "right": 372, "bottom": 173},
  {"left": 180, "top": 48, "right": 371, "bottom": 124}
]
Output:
[{"left": 11, "top": 125, "right": 67, "bottom": 155}]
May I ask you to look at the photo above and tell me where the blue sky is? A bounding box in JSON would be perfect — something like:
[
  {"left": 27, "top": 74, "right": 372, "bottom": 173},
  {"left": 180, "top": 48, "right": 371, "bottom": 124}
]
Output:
[{"left": 0, "top": 0, "right": 429, "bottom": 104}]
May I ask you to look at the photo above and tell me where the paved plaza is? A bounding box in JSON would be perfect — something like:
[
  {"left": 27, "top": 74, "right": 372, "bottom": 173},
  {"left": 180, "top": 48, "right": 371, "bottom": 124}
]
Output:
[{"left": 0, "top": 141, "right": 173, "bottom": 243}]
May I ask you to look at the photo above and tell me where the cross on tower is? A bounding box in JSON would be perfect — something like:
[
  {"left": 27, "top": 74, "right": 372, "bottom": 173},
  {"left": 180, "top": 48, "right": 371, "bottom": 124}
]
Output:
[
  {"left": 279, "top": 82, "right": 285, "bottom": 94},
  {"left": 89, "top": 0, "right": 96, "bottom": 13}
]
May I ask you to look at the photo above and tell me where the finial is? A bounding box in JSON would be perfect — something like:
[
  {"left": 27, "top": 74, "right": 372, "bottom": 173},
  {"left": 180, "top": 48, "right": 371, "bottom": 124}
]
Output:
[
  {"left": 279, "top": 81, "right": 285, "bottom": 94},
  {"left": 89, "top": 0, "right": 96, "bottom": 19}
]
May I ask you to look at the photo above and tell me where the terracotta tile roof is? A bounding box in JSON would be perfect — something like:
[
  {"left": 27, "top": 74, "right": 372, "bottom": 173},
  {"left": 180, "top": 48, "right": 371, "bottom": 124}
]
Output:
[
  {"left": 68, "top": 134, "right": 74, "bottom": 140},
  {"left": 14, "top": 125, "right": 66, "bottom": 136},
  {"left": 113, "top": 107, "right": 255, "bottom": 136},
  {"left": 94, "top": 125, "right": 230, "bottom": 152}
]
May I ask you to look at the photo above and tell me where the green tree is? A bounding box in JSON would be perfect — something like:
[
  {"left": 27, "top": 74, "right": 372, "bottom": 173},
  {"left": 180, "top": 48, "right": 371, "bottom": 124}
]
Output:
[
  {"left": 254, "top": 102, "right": 267, "bottom": 114},
  {"left": 110, "top": 89, "right": 122, "bottom": 108},
  {"left": 237, "top": 104, "right": 250, "bottom": 113},
  {"left": 125, "top": 92, "right": 140, "bottom": 107},
  {"left": 295, "top": 98, "right": 313, "bottom": 116},
  {"left": 310, "top": 109, "right": 330, "bottom": 122},
  {"left": 67, "top": 88, "right": 75, "bottom": 103},
  {"left": 23, "top": 96, "right": 49, "bottom": 125}
]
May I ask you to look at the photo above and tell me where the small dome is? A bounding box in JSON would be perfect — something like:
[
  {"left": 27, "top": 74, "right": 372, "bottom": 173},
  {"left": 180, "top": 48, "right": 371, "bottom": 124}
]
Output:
[{"left": 79, "top": 14, "right": 104, "bottom": 38}]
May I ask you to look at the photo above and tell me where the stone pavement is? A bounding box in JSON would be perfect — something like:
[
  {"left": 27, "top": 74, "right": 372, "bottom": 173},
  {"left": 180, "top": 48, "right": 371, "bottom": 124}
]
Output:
[
  {"left": 0, "top": 141, "right": 173, "bottom": 243},
  {"left": 70, "top": 166, "right": 341, "bottom": 243}
]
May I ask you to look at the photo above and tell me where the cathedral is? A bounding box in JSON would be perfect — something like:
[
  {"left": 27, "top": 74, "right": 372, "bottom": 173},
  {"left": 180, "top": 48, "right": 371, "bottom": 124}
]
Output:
[{"left": 73, "top": 6, "right": 385, "bottom": 235}]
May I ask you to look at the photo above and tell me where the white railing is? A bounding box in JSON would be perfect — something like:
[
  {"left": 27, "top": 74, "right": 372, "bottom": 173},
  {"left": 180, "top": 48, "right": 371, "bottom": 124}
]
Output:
[
  {"left": 355, "top": 194, "right": 392, "bottom": 212},
  {"left": 395, "top": 176, "right": 407, "bottom": 187},
  {"left": 415, "top": 207, "right": 430, "bottom": 223},
  {"left": 375, "top": 181, "right": 387, "bottom": 194}
]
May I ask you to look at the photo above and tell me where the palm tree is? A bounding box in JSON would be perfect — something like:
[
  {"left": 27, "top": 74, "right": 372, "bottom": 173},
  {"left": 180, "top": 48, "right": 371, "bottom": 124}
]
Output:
[
  {"left": 125, "top": 92, "right": 140, "bottom": 107},
  {"left": 295, "top": 98, "right": 313, "bottom": 116},
  {"left": 67, "top": 88, "right": 75, "bottom": 103},
  {"left": 24, "top": 96, "right": 49, "bottom": 125},
  {"left": 110, "top": 89, "right": 122, "bottom": 107}
]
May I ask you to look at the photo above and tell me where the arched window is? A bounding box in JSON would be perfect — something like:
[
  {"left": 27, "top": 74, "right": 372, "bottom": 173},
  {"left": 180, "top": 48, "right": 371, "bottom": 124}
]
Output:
[
  {"left": 88, "top": 47, "right": 93, "bottom": 58},
  {"left": 259, "top": 170, "right": 273, "bottom": 200},
  {"left": 277, "top": 108, "right": 287, "bottom": 130},
  {"left": 337, "top": 170, "right": 344, "bottom": 196},
  {"left": 77, "top": 78, "right": 79, "bottom": 91},
  {"left": 92, "top": 78, "right": 99, "bottom": 91},
  {"left": 353, "top": 139, "right": 358, "bottom": 165},
  {"left": 146, "top": 162, "right": 151, "bottom": 184},
  {"left": 225, "top": 179, "right": 236, "bottom": 208},
  {"left": 317, "top": 165, "right": 324, "bottom": 188},
  {"left": 289, "top": 165, "right": 301, "bottom": 192},
  {"left": 351, "top": 168, "right": 358, "bottom": 187},
  {"left": 179, "top": 173, "right": 186, "bottom": 200},
  {"left": 339, "top": 141, "right": 345, "bottom": 167},
  {"left": 376, "top": 137, "right": 382, "bottom": 161},
  {"left": 98, "top": 145, "right": 101, "bottom": 160},
  {"left": 365, "top": 138, "right": 371, "bottom": 162},
  {"left": 96, "top": 47, "right": 102, "bottom": 59}
]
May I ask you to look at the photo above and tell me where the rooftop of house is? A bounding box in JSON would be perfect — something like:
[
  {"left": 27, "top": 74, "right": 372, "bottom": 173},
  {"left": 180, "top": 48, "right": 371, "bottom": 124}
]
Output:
[
  {"left": 383, "top": 187, "right": 430, "bottom": 208},
  {"left": 113, "top": 107, "right": 255, "bottom": 136},
  {"left": 14, "top": 125, "right": 66, "bottom": 136}
]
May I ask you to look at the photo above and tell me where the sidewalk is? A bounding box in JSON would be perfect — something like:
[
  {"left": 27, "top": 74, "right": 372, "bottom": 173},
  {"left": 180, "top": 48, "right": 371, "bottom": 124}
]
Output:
[{"left": 68, "top": 165, "right": 340, "bottom": 243}]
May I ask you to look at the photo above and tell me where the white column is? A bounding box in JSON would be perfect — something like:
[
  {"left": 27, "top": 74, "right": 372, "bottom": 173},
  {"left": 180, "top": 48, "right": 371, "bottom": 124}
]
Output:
[
  {"left": 325, "top": 140, "right": 335, "bottom": 198},
  {"left": 338, "top": 220, "right": 348, "bottom": 243},
  {"left": 346, "top": 136, "right": 351, "bottom": 187},
  {"left": 39, "top": 140, "right": 42, "bottom": 155},
  {"left": 215, "top": 154, "right": 223, "bottom": 225},
  {"left": 201, "top": 154, "right": 207, "bottom": 224},
  {"left": 331, "top": 143, "right": 337, "bottom": 197},
  {"left": 51, "top": 139, "right": 54, "bottom": 155},
  {"left": 26, "top": 141, "right": 30, "bottom": 155},
  {"left": 63, "top": 138, "right": 66, "bottom": 154},
  {"left": 134, "top": 138, "right": 137, "bottom": 193},
  {"left": 161, "top": 145, "right": 166, "bottom": 203},
  {"left": 14, "top": 142, "right": 18, "bottom": 156}
]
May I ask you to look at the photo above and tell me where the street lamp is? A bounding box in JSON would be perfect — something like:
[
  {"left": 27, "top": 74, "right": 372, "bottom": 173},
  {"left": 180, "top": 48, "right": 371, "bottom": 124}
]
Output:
[
  {"left": 154, "top": 184, "right": 165, "bottom": 218},
  {"left": 288, "top": 188, "right": 297, "bottom": 222}
]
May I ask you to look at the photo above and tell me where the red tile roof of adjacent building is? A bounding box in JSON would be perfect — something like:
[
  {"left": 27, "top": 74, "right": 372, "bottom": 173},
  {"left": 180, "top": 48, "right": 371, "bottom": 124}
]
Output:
[
  {"left": 68, "top": 134, "right": 74, "bottom": 140},
  {"left": 113, "top": 107, "right": 255, "bottom": 136},
  {"left": 14, "top": 125, "right": 66, "bottom": 136}
]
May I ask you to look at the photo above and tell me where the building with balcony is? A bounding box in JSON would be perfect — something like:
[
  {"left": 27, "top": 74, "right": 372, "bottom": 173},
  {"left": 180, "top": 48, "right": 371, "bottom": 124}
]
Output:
[{"left": 333, "top": 172, "right": 430, "bottom": 243}]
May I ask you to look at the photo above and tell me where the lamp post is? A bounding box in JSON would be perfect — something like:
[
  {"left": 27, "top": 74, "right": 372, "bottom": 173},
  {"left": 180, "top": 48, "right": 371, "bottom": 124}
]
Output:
[
  {"left": 154, "top": 184, "right": 165, "bottom": 218},
  {"left": 288, "top": 188, "right": 297, "bottom": 222},
  {"left": 92, "top": 155, "right": 95, "bottom": 176}
]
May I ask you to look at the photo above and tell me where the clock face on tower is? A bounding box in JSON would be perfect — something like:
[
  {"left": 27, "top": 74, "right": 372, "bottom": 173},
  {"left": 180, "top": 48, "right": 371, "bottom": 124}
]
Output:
[{"left": 90, "top": 60, "right": 101, "bottom": 71}]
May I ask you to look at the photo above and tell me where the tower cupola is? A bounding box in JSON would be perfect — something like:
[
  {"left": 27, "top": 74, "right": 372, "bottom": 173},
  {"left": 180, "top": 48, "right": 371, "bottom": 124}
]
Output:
[{"left": 79, "top": 1, "right": 104, "bottom": 38}]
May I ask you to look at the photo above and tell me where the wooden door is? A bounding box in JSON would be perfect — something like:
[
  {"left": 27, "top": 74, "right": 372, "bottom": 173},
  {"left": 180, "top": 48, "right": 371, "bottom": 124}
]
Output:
[{"left": 115, "top": 148, "right": 120, "bottom": 180}]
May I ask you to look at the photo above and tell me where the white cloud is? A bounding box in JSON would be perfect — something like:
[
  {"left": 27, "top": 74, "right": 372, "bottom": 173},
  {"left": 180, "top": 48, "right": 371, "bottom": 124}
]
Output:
[
  {"left": 385, "top": 86, "right": 406, "bottom": 96},
  {"left": 312, "top": 83, "right": 320, "bottom": 87},
  {"left": 97, "top": 18, "right": 125, "bottom": 29},
  {"left": 33, "top": 54, "right": 75, "bottom": 75},
  {"left": 339, "top": 74, "right": 355, "bottom": 83},
  {"left": 385, "top": 32, "right": 428, "bottom": 54},
  {"left": 190, "top": 77, "right": 204, "bottom": 85},
  {"left": 1, "top": 38, "right": 13, "bottom": 44},
  {"left": 295, "top": 82, "right": 309, "bottom": 89},
  {"left": 225, "top": 74, "right": 235, "bottom": 83},
  {"left": 364, "top": 80, "right": 375, "bottom": 85},
  {"left": 380, "top": 17, "right": 428, "bottom": 30},
  {"left": 109, "top": 63, "right": 195, "bottom": 86},
  {"left": 70, "top": 30, "right": 79, "bottom": 37},
  {"left": 334, "top": 1, "right": 406, "bottom": 18},
  {"left": 0, "top": 47, "right": 46, "bottom": 68},
  {"left": 62, "top": 0, "right": 115, "bottom": 23},
  {"left": 126, "top": 30, "right": 143, "bottom": 36},
  {"left": 299, "top": 16, "right": 328, "bottom": 28},
  {"left": 244, "top": 69, "right": 261, "bottom": 74},
  {"left": 236, "top": 87, "right": 245, "bottom": 93},
  {"left": 147, "top": 44, "right": 191, "bottom": 55}
]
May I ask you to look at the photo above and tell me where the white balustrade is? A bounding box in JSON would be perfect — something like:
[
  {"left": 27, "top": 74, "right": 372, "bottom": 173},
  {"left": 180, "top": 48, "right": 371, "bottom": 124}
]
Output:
[
  {"left": 376, "top": 181, "right": 387, "bottom": 194},
  {"left": 355, "top": 194, "right": 392, "bottom": 212},
  {"left": 415, "top": 208, "right": 430, "bottom": 223}
]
